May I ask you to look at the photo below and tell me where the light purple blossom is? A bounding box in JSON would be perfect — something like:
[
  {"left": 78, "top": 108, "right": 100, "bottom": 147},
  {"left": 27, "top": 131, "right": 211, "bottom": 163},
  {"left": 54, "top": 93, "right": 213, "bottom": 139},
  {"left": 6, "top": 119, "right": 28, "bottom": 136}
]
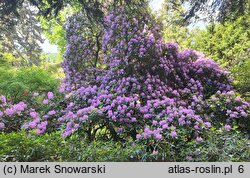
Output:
[
  {"left": 136, "top": 134, "right": 142, "bottom": 139},
  {"left": 196, "top": 136, "right": 203, "bottom": 142},
  {"left": 224, "top": 124, "right": 231, "bottom": 131},
  {"left": 131, "top": 117, "right": 137, "bottom": 122},
  {"left": 155, "top": 133, "right": 162, "bottom": 140},
  {"left": 79, "top": 115, "right": 88, "bottom": 122},
  {"left": 240, "top": 111, "right": 247, "bottom": 118},
  {"left": 30, "top": 111, "right": 37, "bottom": 119},
  {"left": 234, "top": 96, "right": 241, "bottom": 102},
  {"left": 0, "top": 122, "right": 5, "bottom": 129},
  {"left": 152, "top": 150, "right": 158, "bottom": 155},
  {"left": 43, "top": 99, "right": 49, "bottom": 105},
  {"left": 204, "top": 122, "right": 211, "bottom": 128},
  {"left": 170, "top": 131, "right": 177, "bottom": 138},
  {"left": 0, "top": 95, "right": 6, "bottom": 103},
  {"left": 47, "top": 92, "right": 54, "bottom": 99},
  {"left": 29, "top": 122, "right": 37, "bottom": 129},
  {"left": 226, "top": 98, "right": 231, "bottom": 103},
  {"left": 48, "top": 110, "right": 56, "bottom": 115},
  {"left": 162, "top": 124, "right": 168, "bottom": 129},
  {"left": 4, "top": 108, "right": 15, "bottom": 116}
]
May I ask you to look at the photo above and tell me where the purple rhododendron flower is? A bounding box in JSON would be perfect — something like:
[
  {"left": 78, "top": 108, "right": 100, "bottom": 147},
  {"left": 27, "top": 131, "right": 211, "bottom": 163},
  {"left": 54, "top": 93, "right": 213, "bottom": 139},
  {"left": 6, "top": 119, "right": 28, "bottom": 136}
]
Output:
[
  {"left": 152, "top": 150, "right": 158, "bottom": 155},
  {"left": 136, "top": 134, "right": 142, "bottom": 139},
  {"left": 43, "top": 99, "right": 49, "bottom": 105},
  {"left": 170, "top": 131, "right": 177, "bottom": 138},
  {"left": 224, "top": 124, "right": 231, "bottom": 131},
  {"left": 196, "top": 136, "right": 203, "bottom": 142},
  {"left": 48, "top": 110, "right": 56, "bottom": 115},
  {"left": 30, "top": 111, "right": 37, "bottom": 119},
  {"left": 0, "top": 95, "right": 6, "bottom": 103},
  {"left": 29, "top": 122, "right": 37, "bottom": 129},
  {"left": 0, "top": 122, "right": 5, "bottom": 129},
  {"left": 47, "top": 92, "right": 54, "bottom": 100},
  {"left": 79, "top": 115, "right": 88, "bottom": 122},
  {"left": 234, "top": 96, "right": 241, "bottom": 102},
  {"left": 155, "top": 133, "right": 162, "bottom": 140}
]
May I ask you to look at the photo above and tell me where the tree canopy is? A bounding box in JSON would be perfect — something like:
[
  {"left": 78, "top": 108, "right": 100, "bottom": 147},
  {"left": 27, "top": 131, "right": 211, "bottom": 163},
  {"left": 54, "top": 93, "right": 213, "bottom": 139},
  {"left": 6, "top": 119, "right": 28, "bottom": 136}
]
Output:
[
  {"left": 0, "top": 0, "right": 44, "bottom": 66},
  {"left": 160, "top": 0, "right": 249, "bottom": 24}
]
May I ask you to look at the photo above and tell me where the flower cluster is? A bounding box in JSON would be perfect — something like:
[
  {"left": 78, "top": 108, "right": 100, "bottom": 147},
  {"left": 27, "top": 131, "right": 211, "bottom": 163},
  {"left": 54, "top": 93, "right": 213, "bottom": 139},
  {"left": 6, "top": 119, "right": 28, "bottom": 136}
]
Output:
[
  {"left": 57, "top": 6, "right": 249, "bottom": 143},
  {"left": 0, "top": 91, "right": 63, "bottom": 134},
  {"left": 205, "top": 91, "right": 249, "bottom": 132},
  {"left": 0, "top": 95, "right": 27, "bottom": 132}
]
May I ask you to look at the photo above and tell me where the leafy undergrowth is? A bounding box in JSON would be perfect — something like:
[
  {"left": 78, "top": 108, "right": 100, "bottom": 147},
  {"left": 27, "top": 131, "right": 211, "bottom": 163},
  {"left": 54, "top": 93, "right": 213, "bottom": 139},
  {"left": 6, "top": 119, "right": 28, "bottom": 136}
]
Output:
[{"left": 0, "top": 129, "right": 249, "bottom": 162}]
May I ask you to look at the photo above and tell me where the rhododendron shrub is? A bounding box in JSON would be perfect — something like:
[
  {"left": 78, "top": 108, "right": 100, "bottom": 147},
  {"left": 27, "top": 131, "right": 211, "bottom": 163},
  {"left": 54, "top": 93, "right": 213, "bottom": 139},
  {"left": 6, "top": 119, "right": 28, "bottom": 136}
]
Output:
[
  {"left": 0, "top": 95, "right": 28, "bottom": 132},
  {"left": 0, "top": 92, "right": 65, "bottom": 133},
  {"left": 1, "top": 7, "right": 249, "bottom": 150},
  {"left": 56, "top": 6, "right": 249, "bottom": 143},
  {"left": 205, "top": 91, "right": 249, "bottom": 132}
]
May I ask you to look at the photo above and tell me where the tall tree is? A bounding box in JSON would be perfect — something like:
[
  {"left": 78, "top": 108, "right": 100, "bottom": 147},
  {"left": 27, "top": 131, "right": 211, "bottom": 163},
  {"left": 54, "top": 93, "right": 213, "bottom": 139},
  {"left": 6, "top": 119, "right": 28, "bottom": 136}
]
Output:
[
  {"left": 191, "top": 16, "right": 250, "bottom": 95},
  {"left": 39, "top": 0, "right": 151, "bottom": 61},
  {"left": 182, "top": 0, "right": 249, "bottom": 23},
  {"left": 0, "top": 0, "right": 44, "bottom": 66},
  {"left": 160, "top": 0, "right": 191, "bottom": 50},
  {"left": 0, "top": 0, "right": 150, "bottom": 26}
]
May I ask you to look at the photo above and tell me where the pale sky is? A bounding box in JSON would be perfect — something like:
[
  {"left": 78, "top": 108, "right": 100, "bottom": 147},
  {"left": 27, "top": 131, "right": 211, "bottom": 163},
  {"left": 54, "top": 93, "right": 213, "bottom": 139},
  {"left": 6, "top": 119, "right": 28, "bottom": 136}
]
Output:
[
  {"left": 41, "top": 0, "right": 168, "bottom": 53},
  {"left": 150, "top": 0, "right": 165, "bottom": 11},
  {"left": 41, "top": 39, "right": 58, "bottom": 53}
]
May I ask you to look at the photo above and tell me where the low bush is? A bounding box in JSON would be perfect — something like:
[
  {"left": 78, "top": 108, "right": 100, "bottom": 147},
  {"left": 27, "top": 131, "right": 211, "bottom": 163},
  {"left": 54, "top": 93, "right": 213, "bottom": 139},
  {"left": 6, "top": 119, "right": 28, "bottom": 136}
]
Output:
[
  {"left": 0, "top": 131, "right": 63, "bottom": 161},
  {"left": 0, "top": 131, "right": 143, "bottom": 162},
  {"left": 0, "top": 91, "right": 65, "bottom": 133},
  {"left": 181, "top": 128, "right": 250, "bottom": 162},
  {"left": 0, "top": 66, "right": 59, "bottom": 102},
  {"left": 137, "top": 127, "right": 250, "bottom": 162},
  {"left": 0, "top": 129, "right": 249, "bottom": 162}
]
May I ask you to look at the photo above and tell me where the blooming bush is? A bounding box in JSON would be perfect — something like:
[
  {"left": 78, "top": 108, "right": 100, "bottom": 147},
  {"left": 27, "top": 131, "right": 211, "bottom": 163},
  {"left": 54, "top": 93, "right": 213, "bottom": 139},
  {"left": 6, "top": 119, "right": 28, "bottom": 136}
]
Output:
[
  {"left": 0, "top": 95, "right": 27, "bottom": 132},
  {"left": 139, "top": 126, "right": 250, "bottom": 162},
  {"left": 0, "top": 91, "right": 65, "bottom": 133},
  {"left": 205, "top": 91, "right": 250, "bottom": 133},
  {"left": 56, "top": 6, "right": 249, "bottom": 145},
  {"left": 0, "top": 7, "right": 249, "bottom": 155}
]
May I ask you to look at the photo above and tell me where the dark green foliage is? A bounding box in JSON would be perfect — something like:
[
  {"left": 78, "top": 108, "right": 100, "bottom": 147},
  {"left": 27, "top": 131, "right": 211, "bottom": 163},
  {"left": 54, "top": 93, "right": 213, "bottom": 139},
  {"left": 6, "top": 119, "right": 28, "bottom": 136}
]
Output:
[
  {"left": 191, "top": 16, "right": 249, "bottom": 68},
  {"left": 177, "top": 128, "right": 250, "bottom": 162},
  {"left": 138, "top": 128, "right": 250, "bottom": 162},
  {"left": 1, "top": 129, "right": 248, "bottom": 162},
  {"left": 67, "top": 136, "right": 143, "bottom": 162},
  {"left": 231, "top": 50, "right": 250, "bottom": 97},
  {"left": 0, "top": 131, "right": 63, "bottom": 162},
  {"left": 0, "top": 131, "right": 143, "bottom": 162},
  {"left": 191, "top": 16, "right": 250, "bottom": 95}
]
